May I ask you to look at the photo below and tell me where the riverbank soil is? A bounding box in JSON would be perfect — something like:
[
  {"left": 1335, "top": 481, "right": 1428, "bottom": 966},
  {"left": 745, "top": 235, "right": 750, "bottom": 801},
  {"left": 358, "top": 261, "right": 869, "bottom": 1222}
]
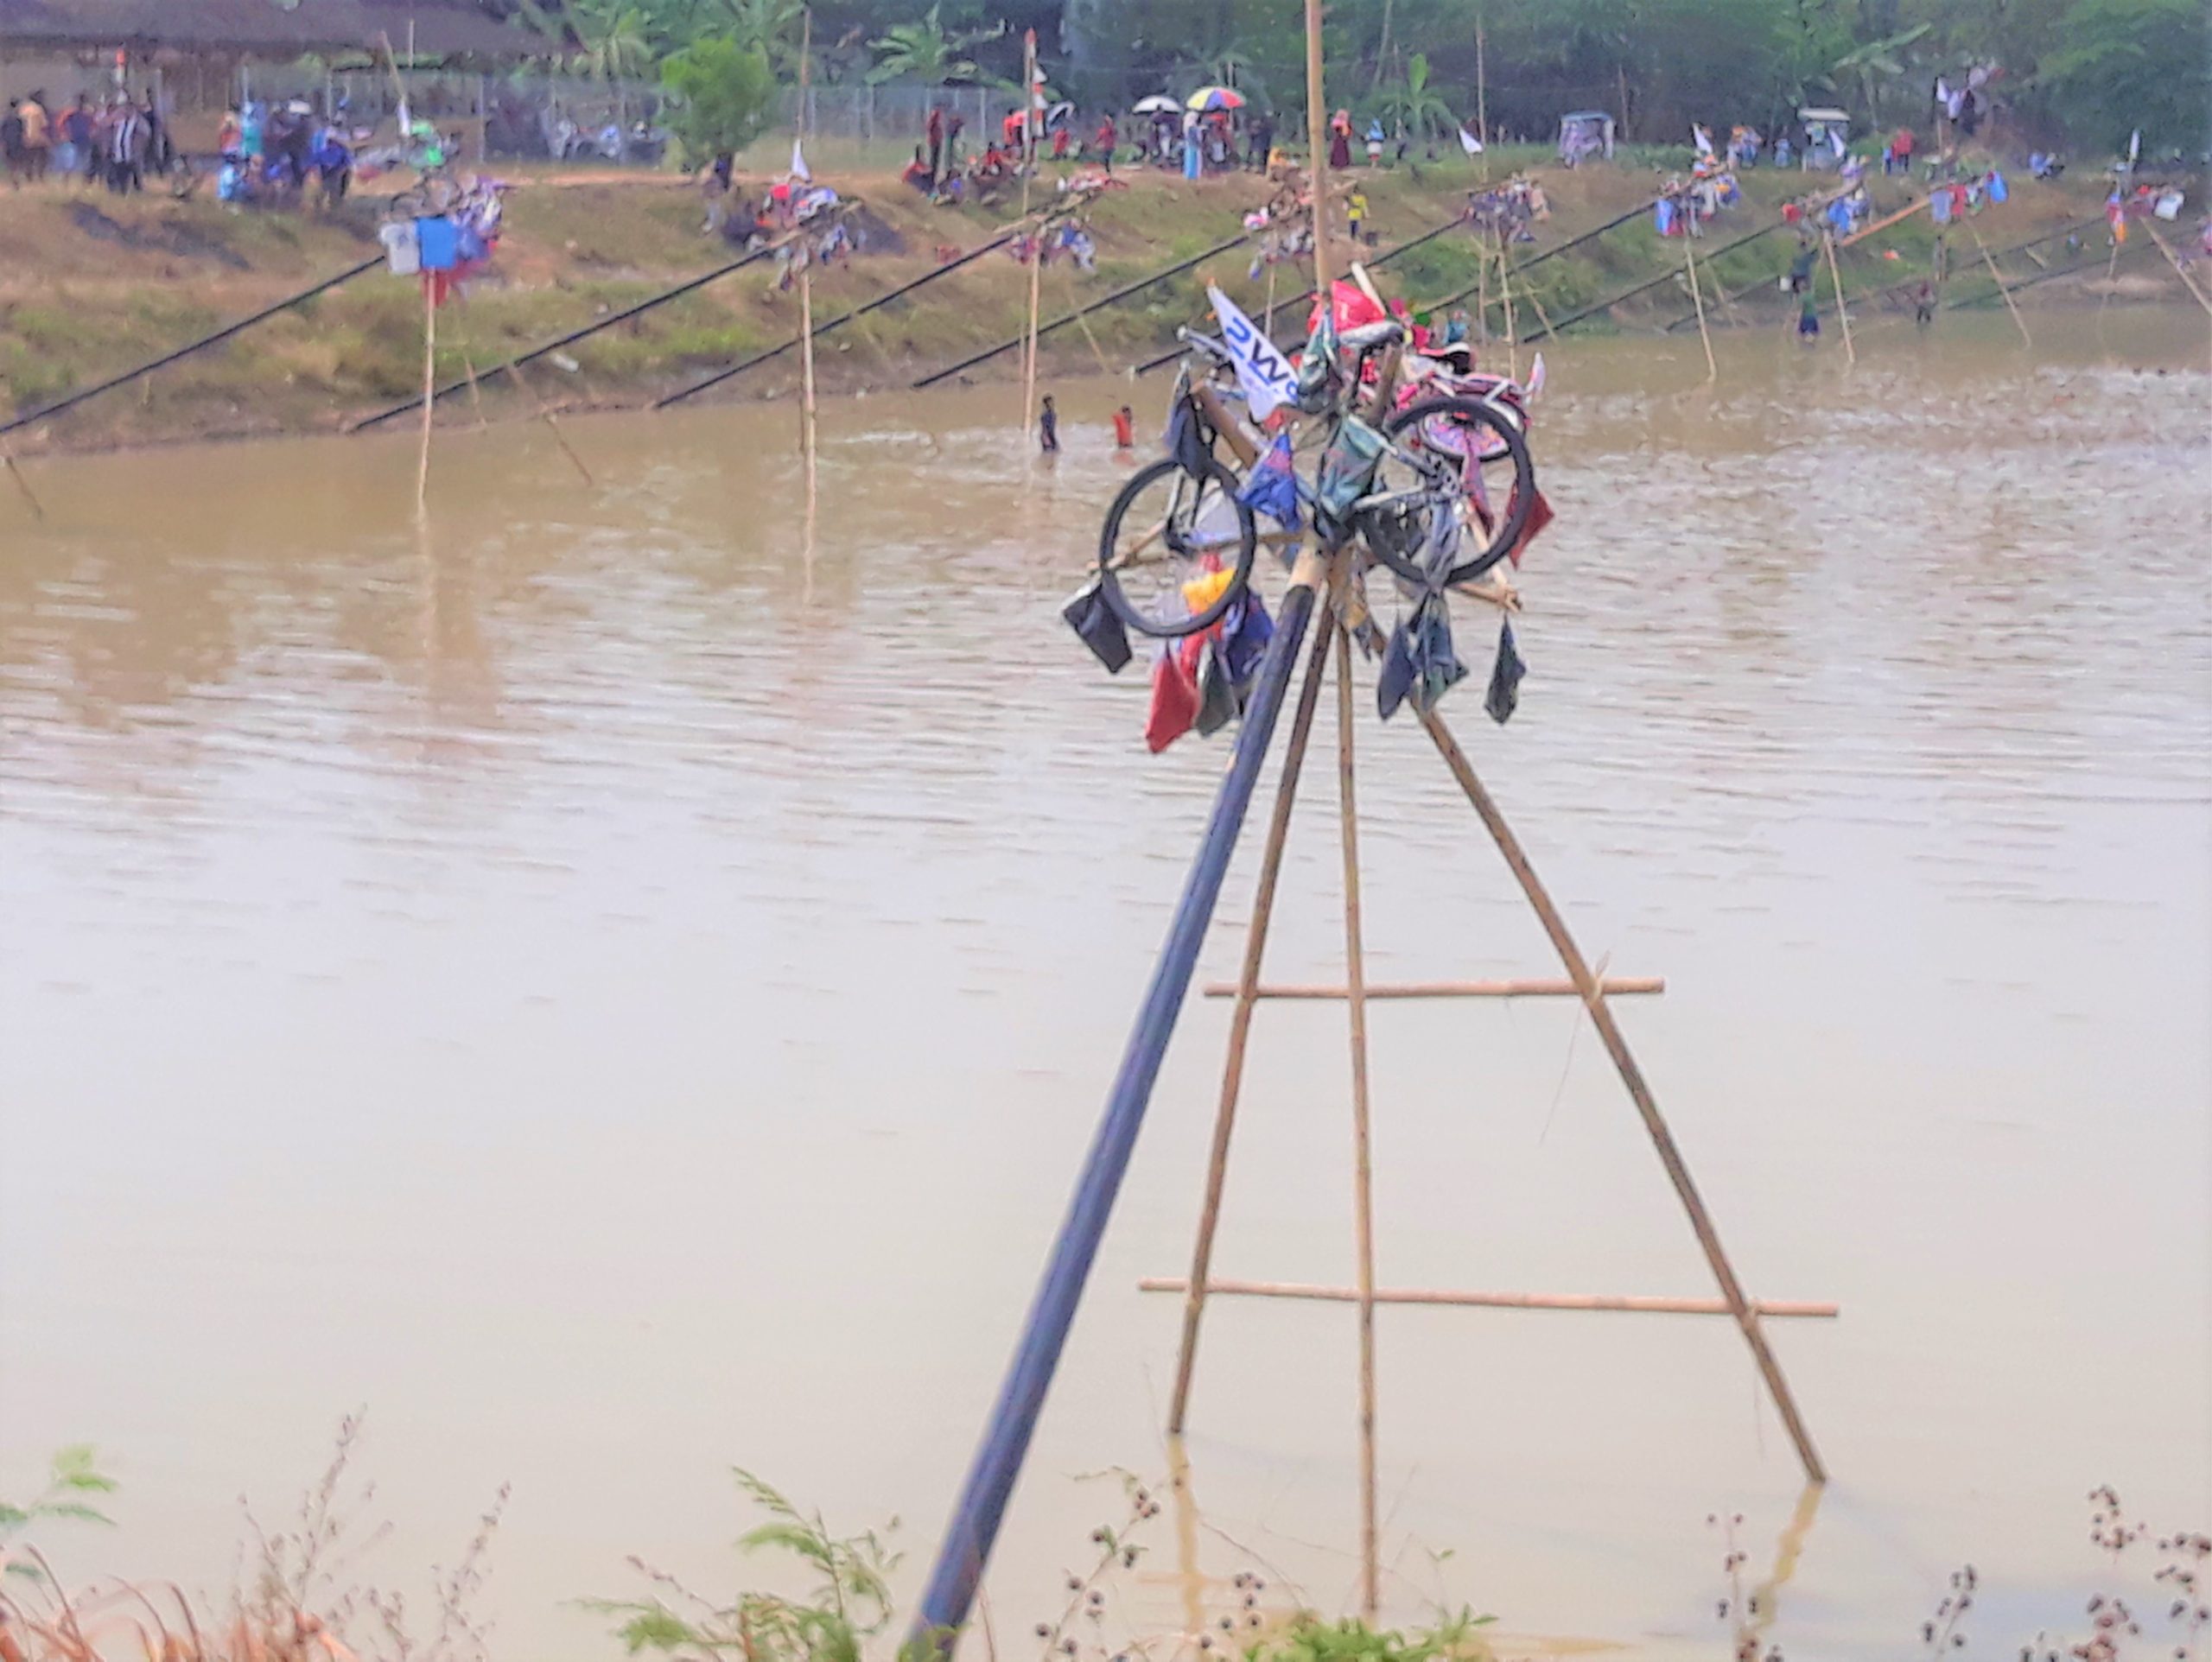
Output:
[{"left": 0, "top": 149, "right": 2169, "bottom": 453}]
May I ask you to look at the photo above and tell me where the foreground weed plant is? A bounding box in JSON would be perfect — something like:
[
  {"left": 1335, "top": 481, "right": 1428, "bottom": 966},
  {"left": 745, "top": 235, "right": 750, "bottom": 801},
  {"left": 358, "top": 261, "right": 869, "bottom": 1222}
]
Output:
[{"left": 590, "top": 1472, "right": 898, "bottom": 1662}]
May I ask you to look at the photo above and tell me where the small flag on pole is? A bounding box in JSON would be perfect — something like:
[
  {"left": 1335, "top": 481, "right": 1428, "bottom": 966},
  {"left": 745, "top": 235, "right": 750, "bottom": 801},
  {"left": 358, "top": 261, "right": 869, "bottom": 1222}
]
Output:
[{"left": 791, "top": 138, "right": 811, "bottom": 181}]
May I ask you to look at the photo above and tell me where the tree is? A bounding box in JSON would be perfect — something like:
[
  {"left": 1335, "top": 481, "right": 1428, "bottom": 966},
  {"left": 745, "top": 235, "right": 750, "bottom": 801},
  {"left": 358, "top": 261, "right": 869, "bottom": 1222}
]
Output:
[
  {"left": 1377, "top": 52, "right": 1458, "bottom": 139},
  {"left": 865, "top": 3, "right": 999, "bottom": 84},
  {"left": 1828, "top": 21, "right": 1932, "bottom": 124},
  {"left": 2038, "top": 0, "right": 2211, "bottom": 154},
  {"left": 569, "top": 0, "right": 657, "bottom": 80},
  {"left": 659, "top": 37, "right": 781, "bottom": 159}
]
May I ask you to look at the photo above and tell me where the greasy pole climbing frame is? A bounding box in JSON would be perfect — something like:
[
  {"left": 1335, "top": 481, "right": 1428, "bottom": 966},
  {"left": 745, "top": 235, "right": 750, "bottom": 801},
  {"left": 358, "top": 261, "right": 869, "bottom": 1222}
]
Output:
[{"left": 905, "top": 13, "right": 1828, "bottom": 1652}]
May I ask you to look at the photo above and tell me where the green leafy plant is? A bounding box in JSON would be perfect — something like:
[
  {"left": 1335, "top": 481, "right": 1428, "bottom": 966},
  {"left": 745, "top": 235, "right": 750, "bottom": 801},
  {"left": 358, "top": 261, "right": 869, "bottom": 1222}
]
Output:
[
  {"left": 660, "top": 38, "right": 781, "bottom": 162},
  {"left": 865, "top": 4, "right": 1001, "bottom": 86},
  {"left": 1376, "top": 53, "right": 1458, "bottom": 142},
  {"left": 0, "top": 1448, "right": 118, "bottom": 1576},
  {"left": 588, "top": 1470, "right": 899, "bottom": 1662},
  {"left": 569, "top": 0, "right": 658, "bottom": 82},
  {"left": 1251, "top": 1613, "right": 1496, "bottom": 1662}
]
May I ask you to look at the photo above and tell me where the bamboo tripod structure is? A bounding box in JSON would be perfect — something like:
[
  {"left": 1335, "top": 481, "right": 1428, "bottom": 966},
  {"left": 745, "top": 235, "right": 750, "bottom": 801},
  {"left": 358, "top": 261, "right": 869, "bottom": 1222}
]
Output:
[{"left": 1152, "top": 421, "right": 1832, "bottom": 1615}]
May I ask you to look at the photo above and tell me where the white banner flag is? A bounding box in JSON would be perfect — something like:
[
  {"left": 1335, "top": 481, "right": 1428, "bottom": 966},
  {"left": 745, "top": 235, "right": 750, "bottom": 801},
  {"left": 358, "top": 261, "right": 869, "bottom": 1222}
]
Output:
[
  {"left": 1206, "top": 283, "right": 1299, "bottom": 422},
  {"left": 791, "top": 138, "right": 812, "bottom": 181},
  {"left": 1459, "top": 123, "right": 1484, "bottom": 155}
]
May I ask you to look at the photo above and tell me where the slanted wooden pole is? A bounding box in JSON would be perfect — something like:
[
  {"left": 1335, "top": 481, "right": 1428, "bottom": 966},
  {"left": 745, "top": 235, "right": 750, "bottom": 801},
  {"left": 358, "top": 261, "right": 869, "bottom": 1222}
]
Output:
[
  {"left": 1304, "top": 0, "right": 1331, "bottom": 300},
  {"left": 1497, "top": 235, "right": 1519, "bottom": 381},
  {"left": 1414, "top": 704, "right": 1828, "bottom": 1485},
  {"left": 502, "top": 358, "right": 594, "bottom": 486},
  {"left": 416, "top": 274, "right": 435, "bottom": 513},
  {"left": 3, "top": 448, "right": 44, "bottom": 522},
  {"left": 1142, "top": 1278, "right": 1840, "bottom": 1319},
  {"left": 1823, "top": 231, "right": 1854, "bottom": 365},
  {"left": 461, "top": 348, "right": 489, "bottom": 429},
  {"left": 1685, "top": 231, "right": 1717, "bottom": 383},
  {"left": 1334, "top": 622, "right": 1381, "bottom": 1625},
  {"left": 1168, "top": 604, "right": 1338, "bottom": 1433},
  {"left": 1969, "top": 223, "right": 2034, "bottom": 347},
  {"left": 2141, "top": 219, "right": 2212, "bottom": 317},
  {"left": 1262, "top": 262, "right": 1278, "bottom": 335}
]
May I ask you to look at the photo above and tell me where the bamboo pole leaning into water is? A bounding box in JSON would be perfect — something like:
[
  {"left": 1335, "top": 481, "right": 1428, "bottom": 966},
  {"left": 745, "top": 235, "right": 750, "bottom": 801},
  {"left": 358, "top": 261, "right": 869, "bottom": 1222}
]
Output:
[
  {"left": 1411, "top": 702, "right": 1828, "bottom": 1484},
  {"left": 2141, "top": 219, "right": 2212, "bottom": 317},
  {"left": 2, "top": 445, "right": 44, "bottom": 521},
  {"left": 1822, "top": 230, "right": 1854, "bottom": 365},
  {"left": 1969, "top": 222, "right": 2034, "bottom": 348},
  {"left": 1685, "top": 229, "right": 1717, "bottom": 382}
]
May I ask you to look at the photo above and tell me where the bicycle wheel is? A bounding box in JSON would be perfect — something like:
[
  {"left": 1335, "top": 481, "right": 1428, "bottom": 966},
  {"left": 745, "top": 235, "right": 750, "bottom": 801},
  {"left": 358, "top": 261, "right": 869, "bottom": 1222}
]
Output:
[
  {"left": 1364, "top": 395, "right": 1538, "bottom": 589},
  {"left": 1096, "top": 454, "right": 1259, "bottom": 638}
]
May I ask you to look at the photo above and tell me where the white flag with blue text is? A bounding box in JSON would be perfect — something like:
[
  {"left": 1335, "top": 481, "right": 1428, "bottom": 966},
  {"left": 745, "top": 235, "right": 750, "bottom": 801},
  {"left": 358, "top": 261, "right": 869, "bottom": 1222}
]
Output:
[{"left": 1207, "top": 283, "right": 1299, "bottom": 422}]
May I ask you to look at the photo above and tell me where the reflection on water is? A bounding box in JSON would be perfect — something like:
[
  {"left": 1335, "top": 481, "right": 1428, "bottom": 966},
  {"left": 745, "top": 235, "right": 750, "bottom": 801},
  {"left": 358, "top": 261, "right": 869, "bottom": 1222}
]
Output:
[{"left": 2, "top": 310, "right": 2208, "bottom": 1662}]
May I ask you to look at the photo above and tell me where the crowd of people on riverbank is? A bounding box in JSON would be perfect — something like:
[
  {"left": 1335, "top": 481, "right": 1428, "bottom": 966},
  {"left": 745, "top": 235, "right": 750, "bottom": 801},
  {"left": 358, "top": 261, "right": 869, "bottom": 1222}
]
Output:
[{"left": 2, "top": 89, "right": 176, "bottom": 193}]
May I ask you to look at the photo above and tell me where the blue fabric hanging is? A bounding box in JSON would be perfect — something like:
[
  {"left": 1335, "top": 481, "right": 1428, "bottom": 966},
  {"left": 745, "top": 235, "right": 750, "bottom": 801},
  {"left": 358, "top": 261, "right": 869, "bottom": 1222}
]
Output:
[{"left": 414, "top": 215, "right": 460, "bottom": 272}]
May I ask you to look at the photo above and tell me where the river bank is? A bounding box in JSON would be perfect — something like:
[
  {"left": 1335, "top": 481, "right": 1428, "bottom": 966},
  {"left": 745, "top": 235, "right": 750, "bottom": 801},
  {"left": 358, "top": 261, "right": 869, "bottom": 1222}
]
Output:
[{"left": 0, "top": 149, "right": 2162, "bottom": 456}]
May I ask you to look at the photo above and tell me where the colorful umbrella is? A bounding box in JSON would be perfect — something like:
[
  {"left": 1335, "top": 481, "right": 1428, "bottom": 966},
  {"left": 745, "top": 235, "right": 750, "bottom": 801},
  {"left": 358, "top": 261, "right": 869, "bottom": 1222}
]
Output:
[{"left": 1186, "top": 86, "right": 1246, "bottom": 112}]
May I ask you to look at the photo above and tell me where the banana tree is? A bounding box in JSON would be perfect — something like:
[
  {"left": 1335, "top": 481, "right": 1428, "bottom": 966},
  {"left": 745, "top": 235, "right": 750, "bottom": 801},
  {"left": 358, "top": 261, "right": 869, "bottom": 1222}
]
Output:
[
  {"left": 1377, "top": 52, "right": 1457, "bottom": 142},
  {"left": 866, "top": 4, "right": 1001, "bottom": 86},
  {"left": 1831, "top": 21, "right": 1932, "bottom": 125}
]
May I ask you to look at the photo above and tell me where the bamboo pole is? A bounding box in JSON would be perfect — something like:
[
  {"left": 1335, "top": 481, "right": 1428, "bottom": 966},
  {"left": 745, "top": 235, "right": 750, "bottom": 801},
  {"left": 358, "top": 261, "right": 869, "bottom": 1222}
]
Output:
[
  {"left": 3, "top": 449, "right": 44, "bottom": 522},
  {"left": 1019, "top": 28, "right": 1042, "bottom": 442},
  {"left": 416, "top": 274, "right": 435, "bottom": 513},
  {"left": 1304, "top": 0, "right": 1331, "bottom": 301},
  {"left": 797, "top": 8, "right": 818, "bottom": 485},
  {"left": 2142, "top": 219, "right": 2212, "bottom": 316},
  {"left": 1200, "top": 976, "right": 1664, "bottom": 1000},
  {"left": 1262, "top": 262, "right": 1278, "bottom": 336},
  {"left": 799, "top": 265, "right": 818, "bottom": 473},
  {"left": 1969, "top": 223, "right": 2033, "bottom": 348},
  {"left": 1474, "top": 3, "right": 1489, "bottom": 184},
  {"left": 503, "top": 358, "right": 594, "bottom": 485},
  {"left": 461, "top": 349, "right": 489, "bottom": 429},
  {"left": 1497, "top": 236, "right": 1518, "bottom": 380},
  {"left": 1822, "top": 231, "right": 1854, "bottom": 365},
  {"left": 1167, "top": 603, "right": 1340, "bottom": 1434},
  {"left": 1141, "top": 1278, "right": 1840, "bottom": 1319},
  {"left": 1414, "top": 704, "right": 1827, "bottom": 1484},
  {"left": 1334, "top": 622, "right": 1380, "bottom": 1626},
  {"left": 1685, "top": 231, "right": 1716, "bottom": 382}
]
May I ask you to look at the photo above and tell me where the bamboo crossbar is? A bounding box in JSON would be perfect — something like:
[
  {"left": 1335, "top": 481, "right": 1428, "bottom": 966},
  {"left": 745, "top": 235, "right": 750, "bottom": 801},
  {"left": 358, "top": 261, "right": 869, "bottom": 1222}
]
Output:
[
  {"left": 1200, "top": 976, "right": 1663, "bottom": 999},
  {"left": 1141, "top": 1278, "right": 1839, "bottom": 1319}
]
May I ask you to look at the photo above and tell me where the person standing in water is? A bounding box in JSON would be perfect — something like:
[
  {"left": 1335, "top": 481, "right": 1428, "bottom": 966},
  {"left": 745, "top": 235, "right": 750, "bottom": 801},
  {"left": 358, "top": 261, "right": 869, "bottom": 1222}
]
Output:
[
  {"left": 1796, "top": 291, "right": 1821, "bottom": 344},
  {"left": 1039, "top": 394, "right": 1060, "bottom": 454},
  {"left": 1112, "top": 404, "right": 1135, "bottom": 450}
]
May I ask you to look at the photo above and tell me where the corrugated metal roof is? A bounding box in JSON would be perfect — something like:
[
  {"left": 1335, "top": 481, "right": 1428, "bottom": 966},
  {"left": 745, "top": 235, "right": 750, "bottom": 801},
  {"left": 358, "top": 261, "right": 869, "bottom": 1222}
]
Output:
[{"left": 0, "top": 0, "right": 548, "bottom": 58}]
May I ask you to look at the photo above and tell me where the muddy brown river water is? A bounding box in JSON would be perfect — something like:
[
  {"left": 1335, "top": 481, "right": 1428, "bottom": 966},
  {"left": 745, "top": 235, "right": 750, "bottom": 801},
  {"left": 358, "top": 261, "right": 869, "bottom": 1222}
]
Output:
[{"left": 3, "top": 309, "right": 2209, "bottom": 1662}]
